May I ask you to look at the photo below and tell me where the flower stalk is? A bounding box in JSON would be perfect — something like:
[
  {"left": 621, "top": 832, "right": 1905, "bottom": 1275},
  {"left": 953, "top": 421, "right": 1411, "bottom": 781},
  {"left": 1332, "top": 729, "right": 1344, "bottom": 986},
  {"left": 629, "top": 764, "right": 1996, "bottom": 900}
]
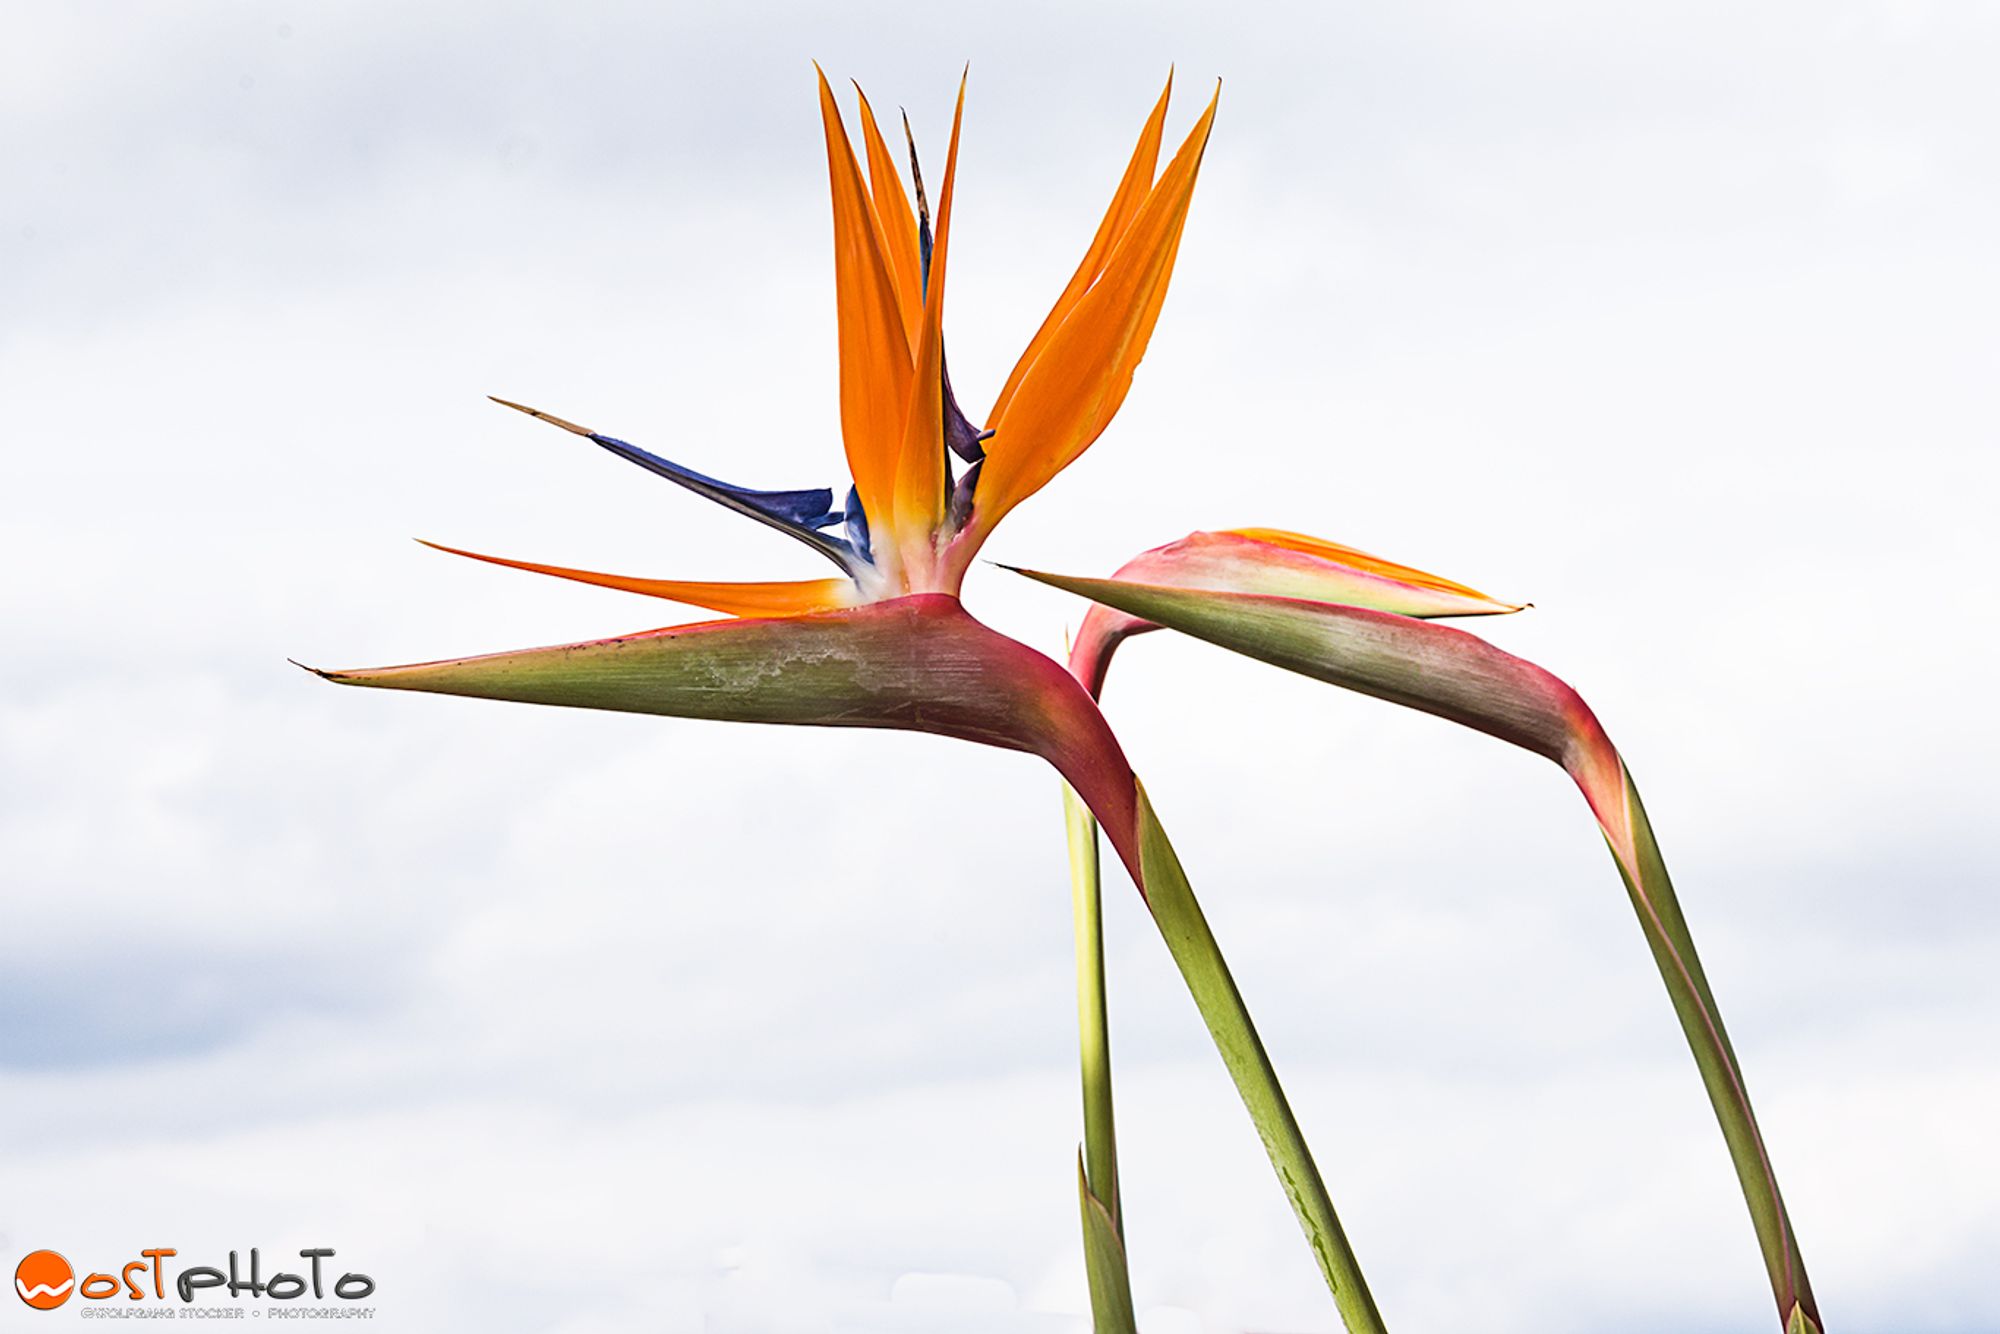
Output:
[
  {"left": 1131, "top": 785, "right": 1391, "bottom": 1334},
  {"left": 1070, "top": 787, "right": 1138, "bottom": 1334},
  {"left": 1066, "top": 786, "right": 1126, "bottom": 1234}
]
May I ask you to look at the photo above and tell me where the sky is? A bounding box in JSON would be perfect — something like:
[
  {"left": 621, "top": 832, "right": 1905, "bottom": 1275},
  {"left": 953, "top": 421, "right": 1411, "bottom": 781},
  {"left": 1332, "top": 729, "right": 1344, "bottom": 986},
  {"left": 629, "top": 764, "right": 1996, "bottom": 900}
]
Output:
[{"left": 3, "top": 0, "right": 1997, "bottom": 1330}]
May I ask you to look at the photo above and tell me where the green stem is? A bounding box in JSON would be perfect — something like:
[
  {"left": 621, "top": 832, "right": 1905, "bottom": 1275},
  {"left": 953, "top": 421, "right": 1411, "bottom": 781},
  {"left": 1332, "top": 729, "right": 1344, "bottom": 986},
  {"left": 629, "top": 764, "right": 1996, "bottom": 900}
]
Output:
[
  {"left": 1134, "top": 785, "right": 1390, "bottom": 1334},
  {"left": 1064, "top": 785, "right": 1138, "bottom": 1332},
  {"left": 1618, "top": 779, "right": 1820, "bottom": 1333},
  {"left": 1067, "top": 785, "right": 1123, "bottom": 1226}
]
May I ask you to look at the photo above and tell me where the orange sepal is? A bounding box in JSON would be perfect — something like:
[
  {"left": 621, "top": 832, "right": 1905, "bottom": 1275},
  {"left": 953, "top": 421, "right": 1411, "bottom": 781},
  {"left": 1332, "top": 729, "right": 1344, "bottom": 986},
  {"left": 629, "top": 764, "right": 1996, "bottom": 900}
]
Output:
[
  {"left": 854, "top": 83, "right": 926, "bottom": 345},
  {"left": 419, "top": 541, "right": 854, "bottom": 618},
  {"left": 1220, "top": 528, "right": 1526, "bottom": 611},
  {"left": 968, "top": 85, "right": 1219, "bottom": 545},
  {"left": 988, "top": 73, "right": 1173, "bottom": 426},
  {"left": 816, "top": 65, "right": 914, "bottom": 556}
]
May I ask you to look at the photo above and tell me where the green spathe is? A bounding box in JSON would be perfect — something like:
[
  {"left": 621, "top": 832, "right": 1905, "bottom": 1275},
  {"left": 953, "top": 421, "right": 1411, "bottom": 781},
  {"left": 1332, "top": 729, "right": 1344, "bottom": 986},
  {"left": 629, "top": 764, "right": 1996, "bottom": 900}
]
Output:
[{"left": 307, "top": 593, "right": 1143, "bottom": 882}]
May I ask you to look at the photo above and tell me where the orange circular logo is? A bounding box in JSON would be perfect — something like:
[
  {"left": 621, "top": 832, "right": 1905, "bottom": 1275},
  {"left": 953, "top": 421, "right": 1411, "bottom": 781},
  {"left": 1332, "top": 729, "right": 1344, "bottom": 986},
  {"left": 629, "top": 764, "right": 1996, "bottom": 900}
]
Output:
[{"left": 14, "top": 1251, "right": 74, "bottom": 1310}]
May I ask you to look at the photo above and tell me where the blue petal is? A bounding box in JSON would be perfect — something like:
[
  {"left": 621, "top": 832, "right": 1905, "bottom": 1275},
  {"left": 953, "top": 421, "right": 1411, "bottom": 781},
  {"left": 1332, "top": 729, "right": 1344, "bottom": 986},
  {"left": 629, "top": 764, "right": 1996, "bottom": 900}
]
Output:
[
  {"left": 584, "top": 430, "right": 865, "bottom": 572},
  {"left": 941, "top": 353, "right": 985, "bottom": 463},
  {"left": 595, "top": 436, "right": 836, "bottom": 527},
  {"left": 844, "top": 485, "right": 872, "bottom": 555},
  {"left": 490, "top": 398, "right": 869, "bottom": 571},
  {"left": 948, "top": 456, "right": 982, "bottom": 531}
]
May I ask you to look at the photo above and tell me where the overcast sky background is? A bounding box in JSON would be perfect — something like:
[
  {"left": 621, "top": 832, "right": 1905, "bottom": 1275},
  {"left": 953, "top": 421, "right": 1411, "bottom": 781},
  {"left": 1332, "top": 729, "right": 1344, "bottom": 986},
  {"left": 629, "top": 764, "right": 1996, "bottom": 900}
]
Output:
[{"left": 3, "top": 1, "right": 1996, "bottom": 1331}]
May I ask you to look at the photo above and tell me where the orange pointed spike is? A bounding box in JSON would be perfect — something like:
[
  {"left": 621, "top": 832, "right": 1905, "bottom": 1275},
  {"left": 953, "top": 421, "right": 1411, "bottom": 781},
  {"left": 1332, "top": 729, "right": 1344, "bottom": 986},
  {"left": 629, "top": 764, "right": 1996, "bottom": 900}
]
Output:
[
  {"left": 969, "top": 84, "right": 1219, "bottom": 543},
  {"left": 419, "top": 541, "right": 854, "bottom": 618},
  {"left": 815, "top": 65, "right": 914, "bottom": 561},
  {"left": 854, "top": 83, "right": 926, "bottom": 346},
  {"left": 988, "top": 73, "right": 1174, "bottom": 426}
]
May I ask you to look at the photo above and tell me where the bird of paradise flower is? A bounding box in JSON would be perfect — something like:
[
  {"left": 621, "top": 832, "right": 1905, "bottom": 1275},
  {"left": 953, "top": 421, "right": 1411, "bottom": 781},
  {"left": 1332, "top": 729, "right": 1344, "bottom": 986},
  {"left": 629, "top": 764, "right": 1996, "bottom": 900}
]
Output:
[
  {"left": 305, "top": 67, "right": 1400, "bottom": 1332},
  {"left": 1031, "top": 527, "right": 1823, "bottom": 1334},
  {"left": 311, "top": 69, "right": 1215, "bottom": 883}
]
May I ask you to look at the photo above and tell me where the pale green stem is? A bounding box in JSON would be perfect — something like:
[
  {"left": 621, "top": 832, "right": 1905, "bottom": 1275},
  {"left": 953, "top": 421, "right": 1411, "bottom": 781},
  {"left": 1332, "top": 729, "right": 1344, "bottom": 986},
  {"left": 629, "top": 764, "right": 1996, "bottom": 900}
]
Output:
[
  {"left": 1066, "top": 785, "right": 1123, "bottom": 1226},
  {"left": 1065, "top": 785, "right": 1138, "bottom": 1332}
]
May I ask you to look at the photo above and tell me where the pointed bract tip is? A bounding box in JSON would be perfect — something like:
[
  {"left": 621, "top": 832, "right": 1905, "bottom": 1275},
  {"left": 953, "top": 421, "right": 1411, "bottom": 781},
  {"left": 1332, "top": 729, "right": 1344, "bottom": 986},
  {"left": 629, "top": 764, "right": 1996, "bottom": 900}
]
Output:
[
  {"left": 287, "top": 657, "right": 337, "bottom": 681},
  {"left": 488, "top": 396, "right": 592, "bottom": 437}
]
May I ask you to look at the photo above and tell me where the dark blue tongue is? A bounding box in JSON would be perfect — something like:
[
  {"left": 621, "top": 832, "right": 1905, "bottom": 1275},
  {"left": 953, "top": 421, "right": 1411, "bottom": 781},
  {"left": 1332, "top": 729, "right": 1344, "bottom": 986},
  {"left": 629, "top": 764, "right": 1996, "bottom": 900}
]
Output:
[
  {"left": 489, "top": 397, "right": 868, "bottom": 574},
  {"left": 583, "top": 429, "right": 865, "bottom": 569}
]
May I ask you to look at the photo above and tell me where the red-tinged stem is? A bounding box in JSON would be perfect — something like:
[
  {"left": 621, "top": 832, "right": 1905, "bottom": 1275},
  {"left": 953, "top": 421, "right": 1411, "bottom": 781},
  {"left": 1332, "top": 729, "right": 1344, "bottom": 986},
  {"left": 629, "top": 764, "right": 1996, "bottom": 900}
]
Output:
[{"left": 1070, "top": 604, "right": 1154, "bottom": 703}]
